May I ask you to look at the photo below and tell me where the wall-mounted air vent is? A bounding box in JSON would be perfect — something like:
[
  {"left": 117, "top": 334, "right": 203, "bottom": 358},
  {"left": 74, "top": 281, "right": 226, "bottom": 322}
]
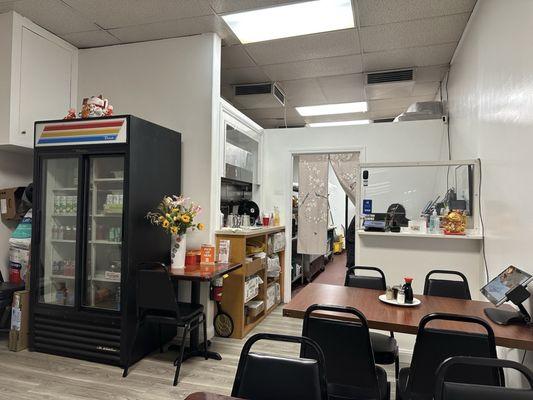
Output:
[
  {"left": 366, "top": 69, "right": 414, "bottom": 85},
  {"left": 233, "top": 82, "right": 285, "bottom": 108}
]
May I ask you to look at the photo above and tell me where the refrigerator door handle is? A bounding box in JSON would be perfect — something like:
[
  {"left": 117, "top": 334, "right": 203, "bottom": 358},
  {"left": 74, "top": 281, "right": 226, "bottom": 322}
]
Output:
[{"left": 34, "top": 209, "right": 42, "bottom": 246}]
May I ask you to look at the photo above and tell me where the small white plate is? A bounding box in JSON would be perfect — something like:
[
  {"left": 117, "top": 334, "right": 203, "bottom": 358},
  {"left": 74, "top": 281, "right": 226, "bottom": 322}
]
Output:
[{"left": 378, "top": 294, "right": 421, "bottom": 307}]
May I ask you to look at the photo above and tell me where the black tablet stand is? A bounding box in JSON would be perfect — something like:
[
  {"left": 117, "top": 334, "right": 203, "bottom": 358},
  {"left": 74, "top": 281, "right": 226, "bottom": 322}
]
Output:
[{"left": 484, "top": 285, "right": 531, "bottom": 325}]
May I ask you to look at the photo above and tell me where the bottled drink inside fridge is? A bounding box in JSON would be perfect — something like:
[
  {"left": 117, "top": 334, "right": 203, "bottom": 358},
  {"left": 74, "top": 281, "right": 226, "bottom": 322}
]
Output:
[
  {"left": 54, "top": 195, "right": 61, "bottom": 214},
  {"left": 66, "top": 196, "right": 73, "bottom": 214},
  {"left": 59, "top": 195, "right": 66, "bottom": 214}
]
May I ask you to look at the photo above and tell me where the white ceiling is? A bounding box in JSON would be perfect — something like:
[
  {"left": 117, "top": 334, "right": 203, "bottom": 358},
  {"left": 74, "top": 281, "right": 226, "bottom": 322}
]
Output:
[{"left": 0, "top": 0, "right": 477, "bottom": 128}]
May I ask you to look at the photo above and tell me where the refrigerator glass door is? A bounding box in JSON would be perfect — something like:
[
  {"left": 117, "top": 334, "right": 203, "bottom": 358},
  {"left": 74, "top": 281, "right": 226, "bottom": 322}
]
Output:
[
  {"left": 39, "top": 158, "right": 79, "bottom": 306},
  {"left": 83, "top": 156, "right": 124, "bottom": 311}
]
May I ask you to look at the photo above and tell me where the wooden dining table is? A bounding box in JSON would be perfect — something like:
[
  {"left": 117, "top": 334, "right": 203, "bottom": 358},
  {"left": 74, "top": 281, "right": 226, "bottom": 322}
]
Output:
[{"left": 283, "top": 283, "right": 533, "bottom": 350}]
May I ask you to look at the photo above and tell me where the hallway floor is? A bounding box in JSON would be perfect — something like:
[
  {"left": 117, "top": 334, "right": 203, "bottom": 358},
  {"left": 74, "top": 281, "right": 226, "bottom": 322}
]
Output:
[{"left": 292, "top": 251, "right": 347, "bottom": 296}]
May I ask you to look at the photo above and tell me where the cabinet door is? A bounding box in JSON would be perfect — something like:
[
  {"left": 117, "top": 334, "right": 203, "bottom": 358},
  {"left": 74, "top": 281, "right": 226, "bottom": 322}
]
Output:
[{"left": 18, "top": 27, "right": 72, "bottom": 148}]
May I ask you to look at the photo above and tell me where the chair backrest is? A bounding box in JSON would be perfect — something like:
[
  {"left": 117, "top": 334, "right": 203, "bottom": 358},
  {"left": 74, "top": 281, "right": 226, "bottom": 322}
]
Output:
[
  {"left": 406, "top": 313, "right": 503, "bottom": 400},
  {"left": 136, "top": 262, "right": 180, "bottom": 320},
  {"left": 435, "top": 356, "right": 533, "bottom": 400},
  {"left": 344, "top": 265, "right": 386, "bottom": 290},
  {"left": 301, "top": 304, "right": 383, "bottom": 400},
  {"left": 232, "top": 333, "right": 328, "bottom": 400},
  {"left": 424, "top": 270, "right": 472, "bottom": 300}
]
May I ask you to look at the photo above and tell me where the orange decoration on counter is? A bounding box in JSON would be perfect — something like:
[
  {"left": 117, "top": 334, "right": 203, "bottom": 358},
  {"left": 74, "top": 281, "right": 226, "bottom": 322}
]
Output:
[{"left": 200, "top": 244, "right": 215, "bottom": 265}]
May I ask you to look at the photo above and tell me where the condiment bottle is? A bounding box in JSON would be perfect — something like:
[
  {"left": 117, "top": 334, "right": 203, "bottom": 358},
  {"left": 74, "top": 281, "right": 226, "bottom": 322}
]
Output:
[
  {"left": 402, "top": 277, "right": 414, "bottom": 304},
  {"left": 397, "top": 289, "right": 406, "bottom": 304}
]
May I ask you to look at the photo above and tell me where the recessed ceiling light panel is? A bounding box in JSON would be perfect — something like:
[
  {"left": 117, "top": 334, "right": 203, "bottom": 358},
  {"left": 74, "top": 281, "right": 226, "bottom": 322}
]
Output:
[
  {"left": 308, "top": 120, "right": 371, "bottom": 127},
  {"left": 296, "top": 101, "right": 368, "bottom": 116},
  {"left": 222, "top": 0, "right": 354, "bottom": 44}
]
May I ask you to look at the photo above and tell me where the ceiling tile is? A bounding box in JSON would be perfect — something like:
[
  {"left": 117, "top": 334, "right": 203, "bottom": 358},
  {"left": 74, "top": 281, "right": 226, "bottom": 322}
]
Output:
[
  {"left": 12, "top": 0, "right": 97, "bottom": 35},
  {"left": 0, "top": 2, "right": 16, "bottom": 14},
  {"left": 209, "top": 0, "right": 303, "bottom": 14},
  {"left": 262, "top": 54, "right": 363, "bottom": 81},
  {"left": 317, "top": 73, "right": 365, "bottom": 103},
  {"left": 109, "top": 15, "right": 234, "bottom": 45},
  {"left": 369, "top": 95, "right": 435, "bottom": 112},
  {"left": 412, "top": 81, "right": 440, "bottom": 97},
  {"left": 245, "top": 29, "right": 360, "bottom": 65},
  {"left": 222, "top": 45, "right": 256, "bottom": 69},
  {"left": 64, "top": 0, "right": 214, "bottom": 29},
  {"left": 360, "top": 13, "right": 470, "bottom": 52},
  {"left": 278, "top": 78, "right": 327, "bottom": 106},
  {"left": 240, "top": 107, "right": 299, "bottom": 119},
  {"left": 221, "top": 66, "right": 271, "bottom": 85},
  {"left": 357, "top": 0, "right": 476, "bottom": 27},
  {"left": 221, "top": 84, "right": 234, "bottom": 99},
  {"left": 61, "top": 29, "right": 121, "bottom": 48},
  {"left": 363, "top": 42, "right": 457, "bottom": 71},
  {"left": 303, "top": 113, "right": 369, "bottom": 124},
  {"left": 414, "top": 65, "right": 449, "bottom": 82},
  {"left": 365, "top": 81, "right": 415, "bottom": 100}
]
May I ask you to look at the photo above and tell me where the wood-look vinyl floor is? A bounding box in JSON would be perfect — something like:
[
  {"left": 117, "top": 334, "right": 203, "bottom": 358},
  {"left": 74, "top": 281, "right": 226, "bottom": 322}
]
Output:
[{"left": 0, "top": 307, "right": 404, "bottom": 399}]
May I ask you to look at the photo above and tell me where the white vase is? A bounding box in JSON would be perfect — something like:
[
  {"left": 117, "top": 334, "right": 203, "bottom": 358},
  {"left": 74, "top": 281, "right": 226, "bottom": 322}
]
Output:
[{"left": 171, "top": 233, "right": 187, "bottom": 270}]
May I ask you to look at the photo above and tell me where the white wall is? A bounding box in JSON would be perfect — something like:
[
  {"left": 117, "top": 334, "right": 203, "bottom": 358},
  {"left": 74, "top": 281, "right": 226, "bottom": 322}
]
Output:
[
  {"left": 447, "top": 0, "right": 533, "bottom": 384},
  {"left": 0, "top": 150, "right": 33, "bottom": 279},
  {"left": 78, "top": 34, "right": 221, "bottom": 248},
  {"left": 78, "top": 33, "right": 221, "bottom": 337},
  {"left": 263, "top": 119, "right": 448, "bottom": 300}
]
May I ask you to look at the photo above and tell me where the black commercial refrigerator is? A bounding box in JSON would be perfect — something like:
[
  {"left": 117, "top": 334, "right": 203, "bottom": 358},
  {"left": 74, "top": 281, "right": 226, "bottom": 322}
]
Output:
[{"left": 29, "top": 115, "right": 181, "bottom": 366}]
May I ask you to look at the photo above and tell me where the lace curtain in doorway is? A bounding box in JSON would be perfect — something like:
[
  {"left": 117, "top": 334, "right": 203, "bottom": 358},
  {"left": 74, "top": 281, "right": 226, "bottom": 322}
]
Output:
[{"left": 297, "top": 154, "right": 329, "bottom": 254}]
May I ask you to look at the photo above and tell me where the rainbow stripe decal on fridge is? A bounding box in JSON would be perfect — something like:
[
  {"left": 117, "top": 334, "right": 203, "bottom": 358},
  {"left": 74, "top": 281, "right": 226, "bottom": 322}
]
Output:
[{"left": 35, "top": 118, "right": 127, "bottom": 146}]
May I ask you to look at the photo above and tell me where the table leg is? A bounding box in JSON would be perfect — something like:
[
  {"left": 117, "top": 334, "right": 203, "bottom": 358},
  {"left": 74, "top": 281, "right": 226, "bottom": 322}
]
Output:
[{"left": 170, "top": 280, "right": 222, "bottom": 361}]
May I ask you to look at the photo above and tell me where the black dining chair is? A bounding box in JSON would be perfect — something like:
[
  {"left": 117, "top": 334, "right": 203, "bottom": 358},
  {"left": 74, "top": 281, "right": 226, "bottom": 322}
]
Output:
[
  {"left": 435, "top": 356, "right": 533, "bottom": 400},
  {"left": 231, "top": 333, "right": 328, "bottom": 400},
  {"left": 301, "top": 304, "right": 390, "bottom": 400},
  {"left": 397, "top": 313, "right": 504, "bottom": 400},
  {"left": 423, "top": 270, "right": 472, "bottom": 300},
  {"left": 344, "top": 266, "right": 399, "bottom": 379},
  {"left": 122, "top": 262, "right": 208, "bottom": 386}
]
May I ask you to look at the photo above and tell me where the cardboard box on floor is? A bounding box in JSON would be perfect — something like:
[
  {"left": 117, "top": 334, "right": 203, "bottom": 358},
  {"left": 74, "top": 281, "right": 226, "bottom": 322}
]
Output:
[
  {"left": 9, "top": 290, "right": 29, "bottom": 351},
  {"left": 0, "top": 187, "right": 25, "bottom": 220}
]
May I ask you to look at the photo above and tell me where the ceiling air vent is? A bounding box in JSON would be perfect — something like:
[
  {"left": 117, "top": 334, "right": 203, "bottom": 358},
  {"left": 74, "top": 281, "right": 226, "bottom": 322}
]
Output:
[
  {"left": 233, "top": 82, "right": 285, "bottom": 108},
  {"left": 367, "top": 69, "right": 414, "bottom": 85}
]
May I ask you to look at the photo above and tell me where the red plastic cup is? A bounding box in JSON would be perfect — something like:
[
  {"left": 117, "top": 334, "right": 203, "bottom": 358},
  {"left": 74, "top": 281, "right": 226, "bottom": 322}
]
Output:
[{"left": 262, "top": 217, "right": 270, "bottom": 226}]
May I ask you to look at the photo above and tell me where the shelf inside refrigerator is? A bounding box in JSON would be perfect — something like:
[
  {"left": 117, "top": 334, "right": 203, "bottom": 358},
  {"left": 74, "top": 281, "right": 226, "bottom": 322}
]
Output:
[
  {"left": 90, "top": 240, "right": 122, "bottom": 245},
  {"left": 83, "top": 156, "right": 125, "bottom": 312},
  {"left": 50, "top": 274, "right": 75, "bottom": 279}
]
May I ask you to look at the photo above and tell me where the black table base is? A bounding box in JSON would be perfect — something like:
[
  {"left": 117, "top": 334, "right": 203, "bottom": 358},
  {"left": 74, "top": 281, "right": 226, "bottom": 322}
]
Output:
[{"left": 168, "top": 280, "right": 222, "bottom": 361}]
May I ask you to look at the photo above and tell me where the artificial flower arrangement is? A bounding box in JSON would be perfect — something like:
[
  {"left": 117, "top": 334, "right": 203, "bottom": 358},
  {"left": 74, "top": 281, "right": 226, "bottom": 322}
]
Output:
[
  {"left": 147, "top": 195, "right": 204, "bottom": 237},
  {"left": 147, "top": 196, "right": 204, "bottom": 268}
]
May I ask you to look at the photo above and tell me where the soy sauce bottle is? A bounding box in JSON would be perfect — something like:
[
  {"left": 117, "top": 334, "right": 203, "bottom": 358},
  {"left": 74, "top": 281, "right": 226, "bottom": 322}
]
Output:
[{"left": 402, "top": 277, "right": 414, "bottom": 304}]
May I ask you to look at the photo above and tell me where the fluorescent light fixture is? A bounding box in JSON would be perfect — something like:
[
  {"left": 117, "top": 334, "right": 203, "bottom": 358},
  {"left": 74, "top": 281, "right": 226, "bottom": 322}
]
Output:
[
  {"left": 222, "top": 0, "right": 354, "bottom": 44},
  {"left": 308, "top": 120, "right": 371, "bottom": 127},
  {"left": 296, "top": 101, "right": 368, "bottom": 116}
]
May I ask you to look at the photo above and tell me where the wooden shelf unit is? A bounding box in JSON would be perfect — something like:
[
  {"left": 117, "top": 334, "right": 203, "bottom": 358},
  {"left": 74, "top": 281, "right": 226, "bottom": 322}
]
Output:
[{"left": 215, "top": 227, "right": 285, "bottom": 339}]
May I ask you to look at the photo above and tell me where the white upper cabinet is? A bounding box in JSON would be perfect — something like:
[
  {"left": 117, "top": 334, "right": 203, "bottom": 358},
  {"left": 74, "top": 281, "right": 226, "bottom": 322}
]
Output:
[{"left": 0, "top": 12, "right": 78, "bottom": 150}]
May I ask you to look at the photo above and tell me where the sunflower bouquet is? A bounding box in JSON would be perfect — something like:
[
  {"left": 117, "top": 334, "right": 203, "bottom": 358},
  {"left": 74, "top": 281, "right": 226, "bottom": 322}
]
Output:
[{"left": 146, "top": 195, "right": 204, "bottom": 237}]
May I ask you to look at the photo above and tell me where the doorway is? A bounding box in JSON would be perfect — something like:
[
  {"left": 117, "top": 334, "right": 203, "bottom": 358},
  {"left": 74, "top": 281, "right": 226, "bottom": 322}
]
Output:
[{"left": 289, "top": 152, "right": 359, "bottom": 297}]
